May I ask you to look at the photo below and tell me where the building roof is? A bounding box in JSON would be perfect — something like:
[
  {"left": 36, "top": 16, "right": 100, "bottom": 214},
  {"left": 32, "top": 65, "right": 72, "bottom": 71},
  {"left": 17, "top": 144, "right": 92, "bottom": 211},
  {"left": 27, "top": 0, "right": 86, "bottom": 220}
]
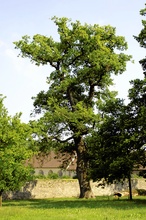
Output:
[{"left": 30, "top": 151, "right": 76, "bottom": 171}]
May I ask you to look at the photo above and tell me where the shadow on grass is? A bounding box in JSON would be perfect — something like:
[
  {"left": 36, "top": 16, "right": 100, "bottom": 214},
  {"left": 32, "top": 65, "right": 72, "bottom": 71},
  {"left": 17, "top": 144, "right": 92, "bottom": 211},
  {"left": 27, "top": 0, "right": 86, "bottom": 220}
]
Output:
[{"left": 3, "top": 196, "right": 146, "bottom": 210}]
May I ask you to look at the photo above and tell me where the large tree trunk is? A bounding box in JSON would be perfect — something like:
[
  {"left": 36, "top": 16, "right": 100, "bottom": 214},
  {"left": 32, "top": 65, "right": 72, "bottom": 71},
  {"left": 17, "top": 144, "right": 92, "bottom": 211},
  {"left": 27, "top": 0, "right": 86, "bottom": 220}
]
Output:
[
  {"left": 0, "top": 191, "right": 3, "bottom": 207},
  {"left": 76, "top": 137, "right": 94, "bottom": 198},
  {"left": 128, "top": 173, "right": 132, "bottom": 200}
]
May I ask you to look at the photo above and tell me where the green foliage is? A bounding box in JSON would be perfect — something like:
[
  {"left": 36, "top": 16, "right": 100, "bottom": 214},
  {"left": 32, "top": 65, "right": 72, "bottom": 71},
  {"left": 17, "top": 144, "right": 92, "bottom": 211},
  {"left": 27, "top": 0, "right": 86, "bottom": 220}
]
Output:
[
  {"left": 61, "top": 175, "right": 71, "bottom": 179},
  {"left": 139, "top": 170, "right": 146, "bottom": 178},
  {"left": 14, "top": 17, "right": 131, "bottom": 198},
  {"left": 0, "top": 95, "right": 34, "bottom": 196},
  {"left": 14, "top": 16, "right": 131, "bottom": 151},
  {"left": 88, "top": 93, "right": 146, "bottom": 183},
  {"left": 88, "top": 99, "right": 130, "bottom": 182},
  {"left": 87, "top": 3, "right": 146, "bottom": 195},
  {"left": 137, "top": 189, "right": 146, "bottom": 196},
  {"left": 47, "top": 173, "right": 59, "bottom": 179},
  {"left": 134, "top": 4, "right": 146, "bottom": 74},
  {"left": 35, "top": 173, "right": 71, "bottom": 179}
]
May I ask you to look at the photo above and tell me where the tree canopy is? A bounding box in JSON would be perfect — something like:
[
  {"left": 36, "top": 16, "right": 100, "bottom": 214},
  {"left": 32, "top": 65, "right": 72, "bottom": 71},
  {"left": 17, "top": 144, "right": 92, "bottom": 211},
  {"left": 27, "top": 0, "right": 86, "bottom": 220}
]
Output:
[
  {"left": 87, "top": 94, "right": 146, "bottom": 200},
  {"left": 14, "top": 17, "right": 131, "bottom": 198},
  {"left": 88, "top": 4, "right": 146, "bottom": 200},
  {"left": 0, "top": 96, "right": 34, "bottom": 206},
  {"left": 134, "top": 3, "right": 146, "bottom": 74}
]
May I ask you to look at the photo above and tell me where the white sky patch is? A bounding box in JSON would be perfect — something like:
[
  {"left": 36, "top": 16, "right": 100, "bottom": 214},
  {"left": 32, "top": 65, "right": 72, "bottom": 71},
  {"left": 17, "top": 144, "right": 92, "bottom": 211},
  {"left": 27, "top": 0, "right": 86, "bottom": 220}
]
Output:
[
  {"left": 0, "top": 40, "right": 5, "bottom": 48},
  {"left": 0, "top": 44, "right": 49, "bottom": 122},
  {"left": 5, "top": 48, "right": 23, "bottom": 72},
  {"left": 4, "top": 46, "right": 50, "bottom": 83}
]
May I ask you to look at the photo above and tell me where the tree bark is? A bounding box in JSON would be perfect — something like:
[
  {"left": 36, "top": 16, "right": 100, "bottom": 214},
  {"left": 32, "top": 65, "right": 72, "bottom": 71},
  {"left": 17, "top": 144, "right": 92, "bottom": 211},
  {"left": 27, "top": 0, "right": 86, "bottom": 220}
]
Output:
[
  {"left": 128, "top": 173, "right": 132, "bottom": 200},
  {"left": 76, "top": 137, "right": 94, "bottom": 198}
]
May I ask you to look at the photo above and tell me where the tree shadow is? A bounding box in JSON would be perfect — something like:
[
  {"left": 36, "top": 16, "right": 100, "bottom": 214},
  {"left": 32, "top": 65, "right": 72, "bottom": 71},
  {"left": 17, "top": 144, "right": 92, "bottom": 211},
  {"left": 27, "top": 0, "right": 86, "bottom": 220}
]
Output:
[
  {"left": 3, "top": 196, "right": 146, "bottom": 210},
  {"left": 3, "top": 180, "right": 37, "bottom": 200},
  {"left": 104, "top": 178, "right": 139, "bottom": 193}
]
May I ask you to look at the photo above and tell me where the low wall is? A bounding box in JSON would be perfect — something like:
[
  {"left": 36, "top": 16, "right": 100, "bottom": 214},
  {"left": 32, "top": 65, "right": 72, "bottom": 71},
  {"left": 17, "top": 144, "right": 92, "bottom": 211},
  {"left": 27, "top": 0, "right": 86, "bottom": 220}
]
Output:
[{"left": 3, "top": 178, "right": 146, "bottom": 200}]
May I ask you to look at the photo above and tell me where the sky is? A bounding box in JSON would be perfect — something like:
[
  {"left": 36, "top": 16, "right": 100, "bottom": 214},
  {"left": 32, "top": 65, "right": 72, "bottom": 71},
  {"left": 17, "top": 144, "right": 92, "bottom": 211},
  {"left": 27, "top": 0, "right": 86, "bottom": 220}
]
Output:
[{"left": 0, "top": 0, "right": 146, "bottom": 122}]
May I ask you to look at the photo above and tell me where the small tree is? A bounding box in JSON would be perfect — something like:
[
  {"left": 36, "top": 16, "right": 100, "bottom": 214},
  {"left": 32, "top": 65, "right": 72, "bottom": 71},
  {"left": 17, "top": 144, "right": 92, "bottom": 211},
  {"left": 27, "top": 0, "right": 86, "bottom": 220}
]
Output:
[
  {"left": 14, "top": 17, "right": 131, "bottom": 198},
  {"left": 88, "top": 91, "right": 146, "bottom": 200},
  {"left": 0, "top": 96, "right": 34, "bottom": 206}
]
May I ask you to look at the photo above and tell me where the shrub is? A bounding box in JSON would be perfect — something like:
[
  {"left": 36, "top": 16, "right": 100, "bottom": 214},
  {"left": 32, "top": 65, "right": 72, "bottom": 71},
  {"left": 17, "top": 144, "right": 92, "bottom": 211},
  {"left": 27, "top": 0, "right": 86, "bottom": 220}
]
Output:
[
  {"left": 139, "top": 170, "right": 146, "bottom": 178},
  {"left": 47, "top": 173, "right": 59, "bottom": 179},
  {"left": 35, "top": 174, "right": 47, "bottom": 179},
  {"left": 61, "top": 175, "right": 71, "bottom": 179},
  {"left": 136, "top": 189, "right": 146, "bottom": 196}
]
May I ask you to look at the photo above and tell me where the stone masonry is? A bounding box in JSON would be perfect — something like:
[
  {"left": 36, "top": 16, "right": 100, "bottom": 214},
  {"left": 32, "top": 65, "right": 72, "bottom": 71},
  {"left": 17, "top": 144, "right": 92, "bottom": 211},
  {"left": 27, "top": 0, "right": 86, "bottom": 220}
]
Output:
[{"left": 3, "top": 178, "right": 146, "bottom": 200}]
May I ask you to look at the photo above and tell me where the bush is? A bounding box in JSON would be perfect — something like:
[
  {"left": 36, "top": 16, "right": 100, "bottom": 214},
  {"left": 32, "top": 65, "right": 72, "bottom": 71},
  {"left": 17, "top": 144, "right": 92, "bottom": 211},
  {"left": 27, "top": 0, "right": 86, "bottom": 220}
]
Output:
[
  {"left": 139, "top": 170, "right": 146, "bottom": 178},
  {"left": 136, "top": 189, "right": 146, "bottom": 196},
  {"left": 73, "top": 175, "right": 78, "bottom": 179},
  {"left": 35, "top": 173, "right": 74, "bottom": 180},
  {"left": 35, "top": 174, "right": 47, "bottom": 179},
  {"left": 47, "top": 173, "right": 59, "bottom": 179},
  {"left": 61, "top": 175, "right": 71, "bottom": 179}
]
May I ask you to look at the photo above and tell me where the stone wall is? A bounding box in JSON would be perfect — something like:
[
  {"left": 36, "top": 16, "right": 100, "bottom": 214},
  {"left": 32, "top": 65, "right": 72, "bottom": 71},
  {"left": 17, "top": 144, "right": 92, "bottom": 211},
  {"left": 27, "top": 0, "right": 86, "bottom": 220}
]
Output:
[{"left": 3, "top": 178, "right": 146, "bottom": 200}]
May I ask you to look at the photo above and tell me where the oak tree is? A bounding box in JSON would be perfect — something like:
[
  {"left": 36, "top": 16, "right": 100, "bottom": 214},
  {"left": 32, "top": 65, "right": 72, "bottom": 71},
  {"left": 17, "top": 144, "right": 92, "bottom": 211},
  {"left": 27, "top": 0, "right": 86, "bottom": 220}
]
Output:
[{"left": 14, "top": 17, "right": 131, "bottom": 198}]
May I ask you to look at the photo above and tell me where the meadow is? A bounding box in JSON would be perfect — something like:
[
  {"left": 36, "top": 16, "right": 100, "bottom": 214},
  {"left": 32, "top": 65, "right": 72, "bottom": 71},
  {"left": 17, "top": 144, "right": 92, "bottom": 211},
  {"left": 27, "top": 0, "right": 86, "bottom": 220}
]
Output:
[{"left": 0, "top": 197, "right": 146, "bottom": 220}]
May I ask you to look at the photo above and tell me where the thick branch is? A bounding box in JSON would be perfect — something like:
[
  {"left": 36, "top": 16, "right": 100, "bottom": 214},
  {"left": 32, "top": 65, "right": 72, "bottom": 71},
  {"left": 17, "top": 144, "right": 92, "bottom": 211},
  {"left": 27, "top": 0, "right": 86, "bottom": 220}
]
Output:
[
  {"left": 89, "top": 83, "right": 95, "bottom": 103},
  {"left": 88, "top": 70, "right": 106, "bottom": 102},
  {"left": 68, "top": 52, "right": 83, "bottom": 66},
  {"left": 67, "top": 87, "right": 76, "bottom": 111},
  {"left": 49, "top": 61, "right": 60, "bottom": 69}
]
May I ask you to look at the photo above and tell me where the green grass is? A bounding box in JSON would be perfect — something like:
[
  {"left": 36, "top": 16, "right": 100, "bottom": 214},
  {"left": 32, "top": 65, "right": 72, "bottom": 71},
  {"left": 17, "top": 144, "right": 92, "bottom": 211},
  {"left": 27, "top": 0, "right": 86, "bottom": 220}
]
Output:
[{"left": 1, "top": 197, "right": 146, "bottom": 220}]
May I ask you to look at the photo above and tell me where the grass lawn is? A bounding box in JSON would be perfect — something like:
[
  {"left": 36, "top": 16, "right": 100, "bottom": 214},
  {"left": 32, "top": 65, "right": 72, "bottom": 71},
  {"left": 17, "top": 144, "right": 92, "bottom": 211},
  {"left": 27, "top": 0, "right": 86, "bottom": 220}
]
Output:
[{"left": 0, "top": 196, "right": 146, "bottom": 220}]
